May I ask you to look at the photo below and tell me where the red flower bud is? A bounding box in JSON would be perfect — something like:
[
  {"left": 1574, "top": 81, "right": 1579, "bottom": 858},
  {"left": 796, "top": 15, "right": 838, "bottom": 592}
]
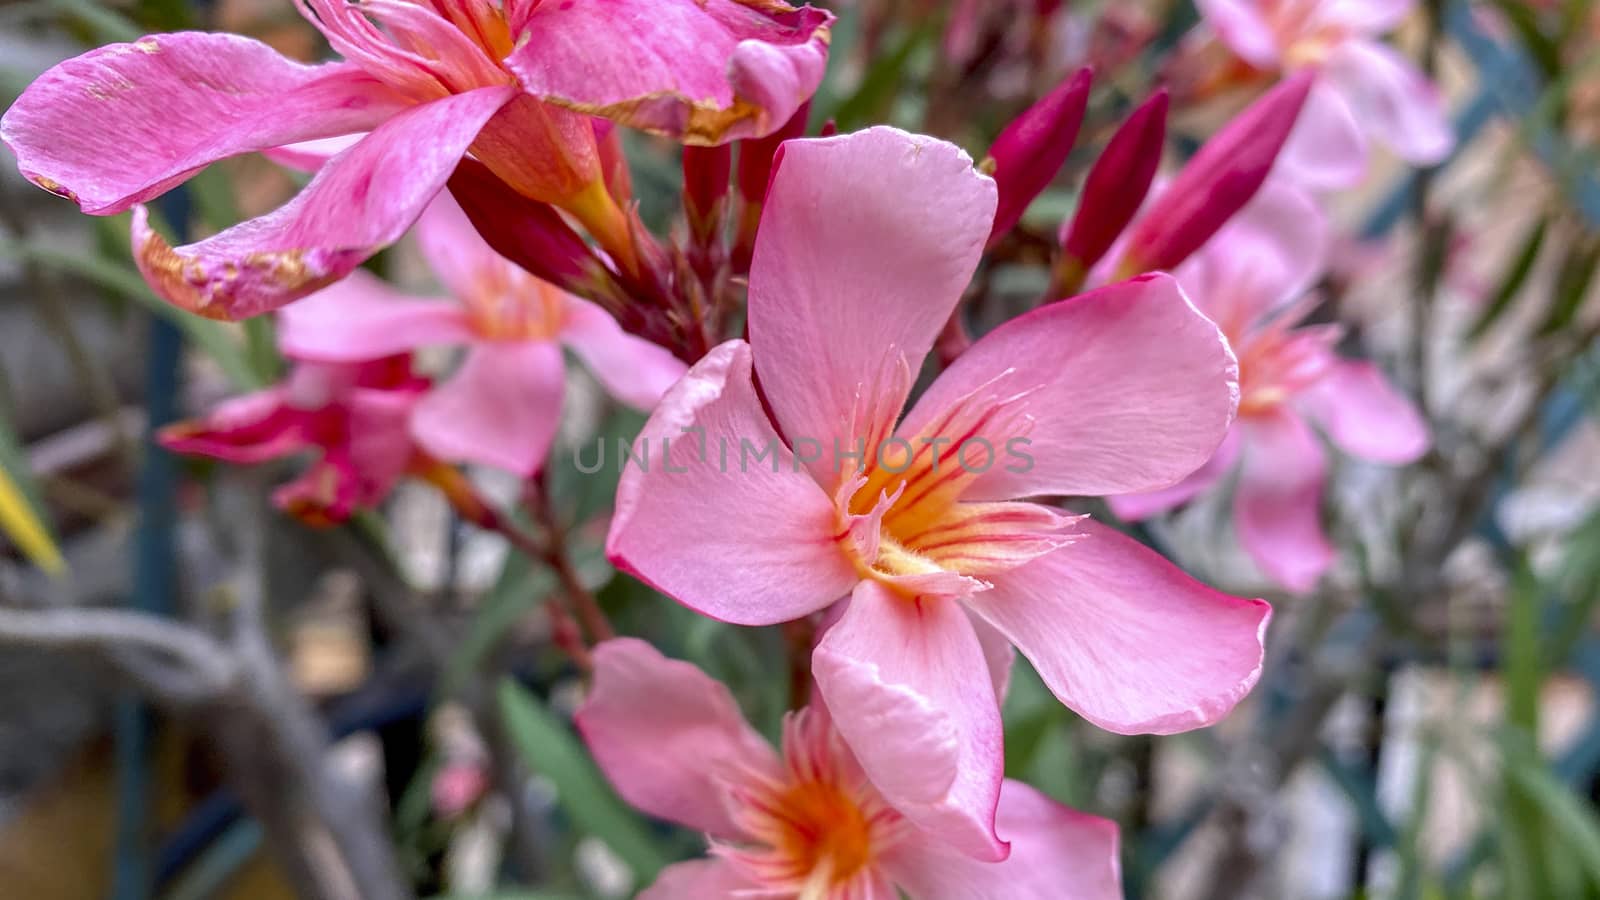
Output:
[
  {"left": 987, "top": 66, "right": 1093, "bottom": 245},
  {"left": 733, "top": 101, "right": 811, "bottom": 272},
  {"left": 683, "top": 143, "right": 732, "bottom": 248},
  {"left": 1058, "top": 88, "right": 1168, "bottom": 290},
  {"left": 1122, "top": 71, "right": 1313, "bottom": 273}
]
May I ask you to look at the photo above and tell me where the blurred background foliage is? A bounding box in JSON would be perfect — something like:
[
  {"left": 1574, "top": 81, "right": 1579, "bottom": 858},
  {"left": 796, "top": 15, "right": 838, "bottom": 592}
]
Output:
[{"left": 2, "top": 0, "right": 1600, "bottom": 899}]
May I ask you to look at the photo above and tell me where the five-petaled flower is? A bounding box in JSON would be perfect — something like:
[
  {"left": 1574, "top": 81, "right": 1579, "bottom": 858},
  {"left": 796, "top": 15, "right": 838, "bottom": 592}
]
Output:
[
  {"left": 1196, "top": 0, "right": 1453, "bottom": 187},
  {"left": 606, "top": 126, "right": 1271, "bottom": 857},
  {"left": 578, "top": 638, "right": 1123, "bottom": 899},
  {"left": 1, "top": 0, "right": 832, "bottom": 319},
  {"left": 1111, "top": 179, "right": 1429, "bottom": 591},
  {"left": 277, "top": 193, "right": 686, "bottom": 477}
]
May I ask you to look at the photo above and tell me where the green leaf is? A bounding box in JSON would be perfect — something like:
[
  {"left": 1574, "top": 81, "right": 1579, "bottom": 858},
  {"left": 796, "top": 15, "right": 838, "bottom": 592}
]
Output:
[
  {"left": 1468, "top": 217, "right": 1547, "bottom": 341},
  {"left": 1503, "top": 743, "right": 1600, "bottom": 891},
  {"left": 1537, "top": 233, "right": 1600, "bottom": 337},
  {"left": 497, "top": 680, "right": 671, "bottom": 881}
]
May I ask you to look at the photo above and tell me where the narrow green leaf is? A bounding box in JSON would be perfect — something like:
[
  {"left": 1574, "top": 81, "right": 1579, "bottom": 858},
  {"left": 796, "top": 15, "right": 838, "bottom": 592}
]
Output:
[
  {"left": 0, "top": 408, "right": 61, "bottom": 573},
  {"left": 1468, "top": 218, "right": 1547, "bottom": 341},
  {"left": 1538, "top": 234, "right": 1600, "bottom": 337},
  {"left": 1504, "top": 747, "right": 1600, "bottom": 890},
  {"left": 497, "top": 680, "right": 670, "bottom": 881}
]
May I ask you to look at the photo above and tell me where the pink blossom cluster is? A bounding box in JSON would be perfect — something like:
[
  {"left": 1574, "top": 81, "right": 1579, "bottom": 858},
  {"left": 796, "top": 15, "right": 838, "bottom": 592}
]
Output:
[{"left": 1, "top": 0, "right": 1451, "bottom": 894}]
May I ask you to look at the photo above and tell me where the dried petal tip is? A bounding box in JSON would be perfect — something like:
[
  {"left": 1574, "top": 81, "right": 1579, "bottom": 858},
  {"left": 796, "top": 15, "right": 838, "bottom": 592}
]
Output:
[
  {"left": 1123, "top": 72, "right": 1313, "bottom": 274},
  {"left": 1058, "top": 89, "right": 1168, "bottom": 293},
  {"left": 987, "top": 66, "right": 1093, "bottom": 245}
]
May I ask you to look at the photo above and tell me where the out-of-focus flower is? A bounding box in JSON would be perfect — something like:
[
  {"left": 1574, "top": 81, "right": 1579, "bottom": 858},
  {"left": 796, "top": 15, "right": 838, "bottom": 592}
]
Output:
[
  {"left": 1, "top": 0, "right": 832, "bottom": 319},
  {"left": 606, "top": 126, "right": 1269, "bottom": 856},
  {"left": 985, "top": 66, "right": 1093, "bottom": 245},
  {"left": 1110, "top": 181, "right": 1429, "bottom": 591},
  {"left": 161, "top": 356, "right": 427, "bottom": 525},
  {"left": 278, "top": 194, "right": 685, "bottom": 477},
  {"left": 1115, "top": 72, "right": 1313, "bottom": 276},
  {"left": 1196, "top": 0, "right": 1453, "bottom": 187},
  {"left": 578, "top": 638, "right": 1123, "bottom": 899}
]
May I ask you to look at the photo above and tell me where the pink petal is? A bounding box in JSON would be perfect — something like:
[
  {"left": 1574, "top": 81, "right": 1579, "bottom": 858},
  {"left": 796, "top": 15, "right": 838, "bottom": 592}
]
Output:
[
  {"left": 158, "top": 387, "right": 302, "bottom": 464},
  {"left": 1325, "top": 39, "right": 1453, "bottom": 166},
  {"left": 1235, "top": 410, "right": 1334, "bottom": 592},
  {"left": 410, "top": 341, "right": 564, "bottom": 477},
  {"left": 1178, "top": 179, "right": 1329, "bottom": 334},
  {"left": 812, "top": 582, "right": 1008, "bottom": 862},
  {"left": 576, "top": 638, "right": 781, "bottom": 838},
  {"left": 883, "top": 780, "right": 1122, "bottom": 900},
  {"left": 276, "top": 270, "right": 471, "bottom": 362},
  {"left": 639, "top": 859, "right": 759, "bottom": 900},
  {"left": 0, "top": 33, "right": 405, "bottom": 215},
  {"left": 559, "top": 297, "right": 687, "bottom": 410},
  {"left": 1195, "top": 0, "right": 1283, "bottom": 68},
  {"left": 1108, "top": 426, "right": 1242, "bottom": 520},
  {"left": 901, "top": 273, "right": 1239, "bottom": 501},
  {"left": 413, "top": 190, "right": 513, "bottom": 304},
  {"left": 1277, "top": 79, "right": 1370, "bottom": 190},
  {"left": 969, "top": 519, "right": 1269, "bottom": 734},
  {"left": 1295, "top": 359, "right": 1428, "bottom": 464},
  {"left": 345, "top": 386, "right": 426, "bottom": 499},
  {"left": 507, "top": 0, "right": 832, "bottom": 144},
  {"left": 969, "top": 610, "right": 1016, "bottom": 704},
  {"left": 1316, "top": 0, "right": 1415, "bottom": 34},
  {"left": 605, "top": 340, "right": 859, "bottom": 626},
  {"left": 132, "top": 85, "right": 516, "bottom": 320},
  {"left": 747, "top": 127, "right": 997, "bottom": 489},
  {"left": 262, "top": 133, "right": 366, "bottom": 173}
]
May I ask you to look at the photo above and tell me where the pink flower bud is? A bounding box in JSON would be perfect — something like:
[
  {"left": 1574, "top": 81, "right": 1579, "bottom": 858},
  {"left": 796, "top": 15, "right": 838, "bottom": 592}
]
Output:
[
  {"left": 447, "top": 160, "right": 625, "bottom": 304},
  {"left": 1123, "top": 71, "right": 1313, "bottom": 273},
  {"left": 1058, "top": 89, "right": 1168, "bottom": 289},
  {"left": 987, "top": 66, "right": 1093, "bottom": 245},
  {"left": 683, "top": 143, "right": 732, "bottom": 247}
]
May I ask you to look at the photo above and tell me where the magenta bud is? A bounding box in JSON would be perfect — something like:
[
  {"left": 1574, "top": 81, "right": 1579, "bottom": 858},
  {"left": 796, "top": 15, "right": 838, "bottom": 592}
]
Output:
[
  {"left": 683, "top": 144, "right": 732, "bottom": 247},
  {"left": 1122, "top": 71, "right": 1314, "bottom": 273},
  {"left": 448, "top": 159, "right": 623, "bottom": 303},
  {"left": 987, "top": 66, "right": 1093, "bottom": 245},
  {"left": 1060, "top": 88, "right": 1168, "bottom": 280}
]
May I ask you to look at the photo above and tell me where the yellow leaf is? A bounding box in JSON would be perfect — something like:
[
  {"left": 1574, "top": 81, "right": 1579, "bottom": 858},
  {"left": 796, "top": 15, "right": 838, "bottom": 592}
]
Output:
[{"left": 0, "top": 464, "right": 62, "bottom": 574}]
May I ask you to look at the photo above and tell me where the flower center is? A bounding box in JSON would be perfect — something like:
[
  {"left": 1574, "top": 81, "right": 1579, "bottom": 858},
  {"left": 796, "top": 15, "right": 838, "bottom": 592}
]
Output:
[
  {"left": 1233, "top": 318, "right": 1342, "bottom": 417},
  {"left": 462, "top": 264, "right": 567, "bottom": 341},
  {"left": 296, "top": 0, "right": 518, "bottom": 102},
  {"left": 831, "top": 374, "right": 1078, "bottom": 599},
  {"left": 723, "top": 712, "right": 904, "bottom": 898}
]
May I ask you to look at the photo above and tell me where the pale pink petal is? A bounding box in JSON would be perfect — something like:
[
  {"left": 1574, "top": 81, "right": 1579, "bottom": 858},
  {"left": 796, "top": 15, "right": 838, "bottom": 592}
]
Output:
[
  {"left": 1315, "top": 0, "right": 1415, "bottom": 34},
  {"left": 1277, "top": 79, "right": 1370, "bottom": 190},
  {"left": 413, "top": 190, "right": 512, "bottom": 303},
  {"left": 812, "top": 582, "right": 1007, "bottom": 862},
  {"left": 606, "top": 341, "right": 859, "bottom": 626},
  {"left": 1195, "top": 0, "right": 1283, "bottom": 68},
  {"left": 576, "top": 638, "right": 781, "bottom": 838},
  {"left": 883, "top": 780, "right": 1121, "bottom": 900},
  {"left": 410, "top": 341, "right": 563, "bottom": 476},
  {"left": 1325, "top": 39, "right": 1453, "bottom": 166},
  {"left": 345, "top": 386, "right": 424, "bottom": 500},
  {"left": 748, "top": 127, "right": 997, "bottom": 490},
  {"left": 969, "top": 519, "right": 1269, "bottom": 734},
  {"left": 0, "top": 33, "right": 405, "bottom": 215},
  {"left": 559, "top": 297, "right": 687, "bottom": 410},
  {"left": 969, "top": 611, "right": 1015, "bottom": 704},
  {"left": 901, "top": 273, "right": 1238, "bottom": 501},
  {"left": 277, "top": 270, "right": 471, "bottom": 362},
  {"left": 1108, "top": 427, "right": 1242, "bottom": 520},
  {"left": 507, "top": 0, "right": 832, "bottom": 144},
  {"left": 1184, "top": 178, "right": 1330, "bottom": 328},
  {"left": 639, "top": 859, "right": 758, "bottom": 900},
  {"left": 131, "top": 85, "right": 516, "bottom": 321},
  {"left": 262, "top": 133, "right": 367, "bottom": 173},
  {"left": 1295, "top": 359, "right": 1428, "bottom": 464},
  {"left": 1235, "top": 410, "right": 1334, "bottom": 592}
]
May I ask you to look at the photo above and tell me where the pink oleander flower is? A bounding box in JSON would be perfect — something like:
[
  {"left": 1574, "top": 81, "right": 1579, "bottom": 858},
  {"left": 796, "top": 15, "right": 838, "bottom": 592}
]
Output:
[
  {"left": 1197, "top": 0, "right": 1453, "bottom": 187},
  {"left": 578, "top": 638, "right": 1122, "bottom": 899},
  {"left": 1109, "top": 180, "right": 1429, "bottom": 592},
  {"left": 1, "top": 0, "right": 832, "bottom": 320},
  {"left": 161, "top": 355, "right": 427, "bottom": 525},
  {"left": 606, "top": 126, "right": 1270, "bottom": 857},
  {"left": 277, "top": 193, "right": 685, "bottom": 477}
]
